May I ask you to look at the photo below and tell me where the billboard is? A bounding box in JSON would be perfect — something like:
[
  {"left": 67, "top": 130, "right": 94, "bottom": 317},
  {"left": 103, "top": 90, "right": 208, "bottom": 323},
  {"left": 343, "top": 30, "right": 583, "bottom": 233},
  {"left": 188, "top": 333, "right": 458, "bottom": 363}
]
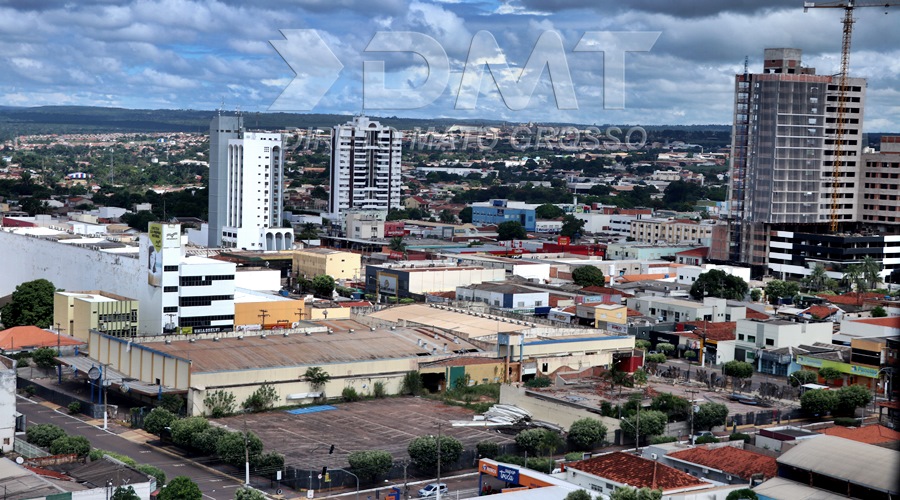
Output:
[
  {"left": 148, "top": 223, "right": 181, "bottom": 287},
  {"left": 377, "top": 271, "right": 399, "bottom": 295}
]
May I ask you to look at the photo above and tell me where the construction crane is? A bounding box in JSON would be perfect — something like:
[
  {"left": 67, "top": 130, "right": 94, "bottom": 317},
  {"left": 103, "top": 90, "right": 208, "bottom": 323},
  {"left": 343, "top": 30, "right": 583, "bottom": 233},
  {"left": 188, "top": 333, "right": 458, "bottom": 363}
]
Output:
[{"left": 803, "top": 1, "right": 895, "bottom": 232}]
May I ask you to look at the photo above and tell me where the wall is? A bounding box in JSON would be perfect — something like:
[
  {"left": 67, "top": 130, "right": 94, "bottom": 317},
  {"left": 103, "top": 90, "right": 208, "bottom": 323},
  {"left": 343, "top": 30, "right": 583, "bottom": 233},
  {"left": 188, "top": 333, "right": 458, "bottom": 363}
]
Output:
[
  {"left": 407, "top": 268, "right": 506, "bottom": 295},
  {"left": 235, "top": 269, "right": 281, "bottom": 291},
  {"left": 235, "top": 299, "right": 303, "bottom": 327},
  {"left": 0, "top": 356, "right": 15, "bottom": 453},
  {"left": 500, "top": 384, "right": 619, "bottom": 437},
  {"left": 89, "top": 331, "right": 191, "bottom": 390}
]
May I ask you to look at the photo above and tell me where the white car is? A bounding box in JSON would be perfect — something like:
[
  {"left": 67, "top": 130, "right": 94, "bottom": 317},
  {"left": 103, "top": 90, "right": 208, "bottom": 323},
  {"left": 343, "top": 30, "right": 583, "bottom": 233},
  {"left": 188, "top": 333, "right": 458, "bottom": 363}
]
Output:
[{"left": 417, "top": 483, "right": 448, "bottom": 498}]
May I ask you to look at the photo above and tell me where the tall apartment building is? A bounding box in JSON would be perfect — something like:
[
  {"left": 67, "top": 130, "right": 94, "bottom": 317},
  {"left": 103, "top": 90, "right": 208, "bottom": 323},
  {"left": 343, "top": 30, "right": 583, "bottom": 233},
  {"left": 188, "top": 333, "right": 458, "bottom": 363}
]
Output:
[
  {"left": 221, "top": 132, "right": 293, "bottom": 250},
  {"left": 208, "top": 115, "right": 243, "bottom": 247},
  {"left": 861, "top": 136, "right": 900, "bottom": 230},
  {"left": 328, "top": 116, "right": 402, "bottom": 219},
  {"left": 728, "top": 48, "right": 866, "bottom": 267}
]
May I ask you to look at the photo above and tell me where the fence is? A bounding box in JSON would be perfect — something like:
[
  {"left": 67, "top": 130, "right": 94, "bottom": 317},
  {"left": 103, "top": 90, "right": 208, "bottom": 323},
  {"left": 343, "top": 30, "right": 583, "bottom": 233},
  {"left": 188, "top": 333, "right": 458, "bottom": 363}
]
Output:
[
  {"left": 18, "top": 377, "right": 98, "bottom": 416},
  {"left": 14, "top": 438, "right": 49, "bottom": 458}
]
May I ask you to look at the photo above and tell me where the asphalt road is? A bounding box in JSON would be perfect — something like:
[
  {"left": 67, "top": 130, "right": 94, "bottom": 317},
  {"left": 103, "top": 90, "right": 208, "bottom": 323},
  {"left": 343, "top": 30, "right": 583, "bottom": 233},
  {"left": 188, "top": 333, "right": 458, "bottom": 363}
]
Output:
[{"left": 17, "top": 395, "right": 248, "bottom": 500}]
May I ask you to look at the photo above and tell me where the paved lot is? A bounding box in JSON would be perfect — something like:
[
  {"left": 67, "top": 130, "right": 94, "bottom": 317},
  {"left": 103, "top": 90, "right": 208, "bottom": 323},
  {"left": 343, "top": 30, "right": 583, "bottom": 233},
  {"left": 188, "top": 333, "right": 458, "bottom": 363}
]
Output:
[{"left": 215, "top": 398, "right": 515, "bottom": 471}]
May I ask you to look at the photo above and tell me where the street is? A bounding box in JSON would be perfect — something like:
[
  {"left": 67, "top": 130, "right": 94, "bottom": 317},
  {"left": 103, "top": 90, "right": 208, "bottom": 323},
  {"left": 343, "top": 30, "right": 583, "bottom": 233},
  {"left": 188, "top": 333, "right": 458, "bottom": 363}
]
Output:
[{"left": 17, "top": 395, "right": 248, "bottom": 500}]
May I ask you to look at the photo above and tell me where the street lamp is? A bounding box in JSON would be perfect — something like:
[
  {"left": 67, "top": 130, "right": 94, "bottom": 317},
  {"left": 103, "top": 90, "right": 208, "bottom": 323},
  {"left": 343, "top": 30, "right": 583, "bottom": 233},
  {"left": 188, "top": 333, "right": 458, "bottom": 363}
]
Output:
[
  {"left": 874, "top": 367, "right": 894, "bottom": 423},
  {"left": 324, "top": 467, "right": 359, "bottom": 500}
]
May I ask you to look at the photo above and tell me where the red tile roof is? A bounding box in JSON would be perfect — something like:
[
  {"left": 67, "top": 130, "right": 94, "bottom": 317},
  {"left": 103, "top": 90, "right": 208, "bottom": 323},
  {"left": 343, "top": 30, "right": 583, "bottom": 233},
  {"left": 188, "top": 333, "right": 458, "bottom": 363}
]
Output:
[
  {"left": 850, "top": 316, "right": 900, "bottom": 328},
  {"left": 618, "top": 273, "right": 669, "bottom": 283},
  {"left": 667, "top": 446, "right": 777, "bottom": 481},
  {"left": 803, "top": 305, "right": 839, "bottom": 319},
  {"left": 816, "top": 292, "right": 884, "bottom": 306},
  {"left": 744, "top": 309, "right": 771, "bottom": 320},
  {"left": 568, "top": 452, "right": 708, "bottom": 492},
  {"left": 337, "top": 301, "right": 373, "bottom": 308},
  {"left": 24, "top": 465, "right": 73, "bottom": 481},
  {"left": 0, "top": 326, "right": 84, "bottom": 351},
  {"left": 675, "top": 247, "right": 709, "bottom": 258},
  {"left": 627, "top": 308, "right": 644, "bottom": 317},
  {"left": 579, "top": 286, "right": 634, "bottom": 298},
  {"left": 681, "top": 321, "right": 737, "bottom": 341},
  {"left": 819, "top": 425, "right": 900, "bottom": 445}
]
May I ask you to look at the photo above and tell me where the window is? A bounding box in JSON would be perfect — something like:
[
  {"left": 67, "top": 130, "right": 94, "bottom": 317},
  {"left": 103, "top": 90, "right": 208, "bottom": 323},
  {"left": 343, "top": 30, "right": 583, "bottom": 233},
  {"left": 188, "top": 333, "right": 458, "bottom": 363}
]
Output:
[
  {"left": 163, "top": 306, "right": 178, "bottom": 313},
  {"left": 163, "top": 265, "right": 178, "bottom": 272},
  {"left": 765, "top": 338, "right": 775, "bottom": 346},
  {"left": 164, "top": 286, "right": 178, "bottom": 292},
  {"left": 738, "top": 334, "right": 745, "bottom": 341},
  {"left": 747, "top": 335, "right": 756, "bottom": 343},
  {"left": 180, "top": 295, "right": 234, "bottom": 307}
]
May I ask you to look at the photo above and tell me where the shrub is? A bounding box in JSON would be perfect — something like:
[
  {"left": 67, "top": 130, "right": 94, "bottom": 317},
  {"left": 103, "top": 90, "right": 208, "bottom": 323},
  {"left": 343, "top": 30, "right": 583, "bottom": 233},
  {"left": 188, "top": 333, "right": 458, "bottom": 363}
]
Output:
[
  {"left": 342, "top": 387, "right": 361, "bottom": 402},
  {"left": 524, "top": 377, "right": 552, "bottom": 388},
  {"left": 525, "top": 457, "right": 554, "bottom": 473},
  {"left": 254, "top": 451, "right": 285, "bottom": 476},
  {"left": 216, "top": 431, "right": 263, "bottom": 467},
  {"left": 729, "top": 433, "right": 751, "bottom": 443},
  {"left": 143, "top": 407, "right": 177, "bottom": 436},
  {"left": 476, "top": 441, "right": 500, "bottom": 459},
  {"left": 159, "top": 394, "right": 185, "bottom": 414},
  {"left": 407, "top": 435, "right": 463, "bottom": 471},
  {"left": 242, "top": 382, "right": 279, "bottom": 412},
  {"left": 649, "top": 436, "right": 677, "bottom": 444},
  {"left": 26, "top": 423, "right": 66, "bottom": 448},
  {"left": 24, "top": 385, "right": 36, "bottom": 396},
  {"left": 203, "top": 390, "right": 236, "bottom": 418},
  {"left": 565, "top": 451, "right": 585, "bottom": 461},
  {"left": 515, "top": 428, "right": 564, "bottom": 456},
  {"left": 32, "top": 347, "right": 58, "bottom": 370},
  {"left": 170, "top": 417, "right": 209, "bottom": 449},
  {"left": 567, "top": 418, "right": 608, "bottom": 451},
  {"left": 400, "top": 371, "right": 423, "bottom": 395},
  {"left": 347, "top": 450, "right": 394, "bottom": 482},
  {"left": 646, "top": 353, "right": 667, "bottom": 364},
  {"left": 372, "top": 381, "right": 387, "bottom": 398},
  {"left": 67, "top": 401, "right": 82, "bottom": 415},
  {"left": 191, "top": 426, "right": 228, "bottom": 456},
  {"left": 136, "top": 464, "right": 167, "bottom": 486},
  {"left": 50, "top": 435, "right": 91, "bottom": 457},
  {"left": 89, "top": 450, "right": 137, "bottom": 466},
  {"left": 495, "top": 454, "right": 526, "bottom": 466},
  {"left": 833, "top": 417, "right": 860, "bottom": 427},
  {"left": 694, "top": 435, "right": 719, "bottom": 444}
]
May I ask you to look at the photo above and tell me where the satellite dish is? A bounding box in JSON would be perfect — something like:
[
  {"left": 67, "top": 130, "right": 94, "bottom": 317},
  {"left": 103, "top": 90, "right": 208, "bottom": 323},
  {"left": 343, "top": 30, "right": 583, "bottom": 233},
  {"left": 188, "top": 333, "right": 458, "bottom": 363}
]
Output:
[
  {"left": 15, "top": 457, "right": 25, "bottom": 465},
  {"left": 88, "top": 367, "right": 101, "bottom": 381}
]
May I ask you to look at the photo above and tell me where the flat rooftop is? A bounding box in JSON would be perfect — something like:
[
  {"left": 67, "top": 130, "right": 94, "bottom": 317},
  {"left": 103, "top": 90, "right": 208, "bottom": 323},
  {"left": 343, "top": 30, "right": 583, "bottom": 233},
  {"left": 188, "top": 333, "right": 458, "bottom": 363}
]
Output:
[{"left": 368, "top": 304, "right": 527, "bottom": 340}]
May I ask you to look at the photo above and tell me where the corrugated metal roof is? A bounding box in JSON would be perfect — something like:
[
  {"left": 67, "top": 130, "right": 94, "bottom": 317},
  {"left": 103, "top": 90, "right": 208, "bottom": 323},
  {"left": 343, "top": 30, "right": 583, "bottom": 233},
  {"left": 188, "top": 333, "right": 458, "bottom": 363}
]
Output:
[{"left": 777, "top": 436, "right": 900, "bottom": 494}]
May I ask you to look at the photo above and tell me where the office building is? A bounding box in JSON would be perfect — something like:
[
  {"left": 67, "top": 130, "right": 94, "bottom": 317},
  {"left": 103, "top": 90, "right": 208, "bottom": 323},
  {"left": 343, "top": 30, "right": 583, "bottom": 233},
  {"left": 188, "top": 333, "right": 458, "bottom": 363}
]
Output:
[
  {"left": 728, "top": 48, "right": 866, "bottom": 268},
  {"left": 54, "top": 291, "right": 140, "bottom": 341},
  {"left": 208, "top": 114, "right": 243, "bottom": 247},
  {"left": 221, "top": 132, "right": 293, "bottom": 250},
  {"left": 328, "top": 115, "right": 402, "bottom": 219},
  {"left": 861, "top": 136, "right": 900, "bottom": 230},
  {"left": 471, "top": 199, "right": 539, "bottom": 232}
]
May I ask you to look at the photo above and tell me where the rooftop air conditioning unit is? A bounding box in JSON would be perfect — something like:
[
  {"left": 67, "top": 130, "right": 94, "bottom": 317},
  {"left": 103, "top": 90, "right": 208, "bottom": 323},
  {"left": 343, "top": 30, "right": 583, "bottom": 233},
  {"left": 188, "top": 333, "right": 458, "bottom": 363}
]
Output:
[
  {"left": 213, "top": 337, "right": 219, "bottom": 342},
  {"left": 650, "top": 453, "right": 658, "bottom": 460},
  {"left": 349, "top": 329, "right": 355, "bottom": 333},
  {"left": 261, "top": 334, "right": 267, "bottom": 339},
  {"left": 283, "top": 332, "right": 289, "bottom": 337},
  {"left": 390, "top": 326, "right": 396, "bottom": 330},
  {"left": 189, "top": 338, "right": 196, "bottom": 343},
  {"left": 370, "top": 327, "right": 376, "bottom": 331},
  {"left": 165, "top": 340, "right": 171, "bottom": 345},
  {"left": 238, "top": 335, "right": 244, "bottom": 340}
]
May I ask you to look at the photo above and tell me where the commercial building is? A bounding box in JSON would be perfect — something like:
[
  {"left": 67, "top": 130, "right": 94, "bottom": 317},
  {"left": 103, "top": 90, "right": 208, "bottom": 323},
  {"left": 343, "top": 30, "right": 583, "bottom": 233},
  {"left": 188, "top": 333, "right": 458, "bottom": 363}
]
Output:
[
  {"left": 565, "top": 452, "right": 714, "bottom": 497},
  {"left": 727, "top": 48, "right": 867, "bottom": 268},
  {"left": 345, "top": 212, "right": 386, "bottom": 240},
  {"left": 861, "top": 136, "right": 900, "bottom": 230},
  {"left": 292, "top": 248, "right": 361, "bottom": 280},
  {"left": 208, "top": 114, "right": 243, "bottom": 247},
  {"left": 471, "top": 199, "right": 539, "bottom": 232},
  {"left": 364, "top": 263, "right": 505, "bottom": 299},
  {"left": 629, "top": 218, "right": 718, "bottom": 245},
  {"left": 626, "top": 297, "right": 746, "bottom": 324},
  {"left": 734, "top": 318, "right": 833, "bottom": 368},
  {"left": 455, "top": 282, "right": 549, "bottom": 313},
  {"left": 1, "top": 356, "right": 14, "bottom": 453},
  {"left": 606, "top": 242, "right": 701, "bottom": 261},
  {"left": 54, "top": 291, "right": 139, "bottom": 341},
  {"left": 645, "top": 442, "right": 777, "bottom": 485},
  {"left": 328, "top": 115, "right": 402, "bottom": 219},
  {"left": 767, "top": 230, "right": 897, "bottom": 281}
]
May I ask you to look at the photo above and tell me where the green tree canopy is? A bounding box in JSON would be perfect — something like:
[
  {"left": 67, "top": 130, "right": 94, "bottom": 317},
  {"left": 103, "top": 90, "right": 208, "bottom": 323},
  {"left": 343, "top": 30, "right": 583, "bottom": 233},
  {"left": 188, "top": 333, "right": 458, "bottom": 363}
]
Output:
[
  {"left": 871, "top": 306, "right": 888, "bottom": 318},
  {"left": 693, "top": 403, "right": 728, "bottom": 431},
  {"left": 563, "top": 490, "right": 592, "bottom": 500},
  {"left": 31, "top": 347, "right": 58, "bottom": 369},
  {"left": 818, "top": 367, "right": 843, "bottom": 384},
  {"left": 800, "top": 389, "right": 838, "bottom": 417},
  {"left": 610, "top": 486, "right": 663, "bottom": 500},
  {"left": 458, "top": 206, "right": 473, "bottom": 223},
  {"left": 725, "top": 488, "right": 758, "bottom": 500},
  {"left": 723, "top": 361, "right": 754, "bottom": 392},
  {"left": 621, "top": 410, "right": 667, "bottom": 440},
  {"left": 26, "top": 424, "right": 66, "bottom": 448},
  {"left": 572, "top": 266, "right": 605, "bottom": 287},
  {"left": 170, "top": 417, "right": 209, "bottom": 449},
  {"left": 789, "top": 370, "right": 818, "bottom": 387},
  {"left": 560, "top": 215, "right": 586, "bottom": 239},
  {"left": 515, "top": 428, "right": 564, "bottom": 456},
  {"left": 348, "top": 450, "right": 394, "bottom": 482},
  {"left": 234, "top": 487, "right": 267, "bottom": 500},
  {"left": 49, "top": 435, "right": 91, "bottom": 457},
  {"left": 216, "top": 431, "right": 263, "bottom": 467},
  {"left": 536, "top": 203, "right": 565, "bottom": 219},
  {"left": 835, "top": 385, "right": 872, "bottom": 416},
  {"left": 764, "top": 280, "right": 800, "bottom": 305},
  {"left": 143, "top": 407, "right": 177, "bottom": 436},
  {"left": 567, "top": 418, "right": 608, "bottom": 451},
  {"left": 407, "top": 435, "right": 463, "bottom": 471},
  {"left": 1, "top": 278, "right": 56, "bottom": 328},
  {"left": 311, "top": 274, "right": 336, "bottom": 298},
  {"left": 111, "top": 486, "right": 141, "bottom": 500},
  {"left": 689, "top": 269, "right": 749, "bottom": 301},
  {"left": 650, "top": 393, "right": 691, "bottom": 422},
  {"left": 158, "top": 476, "right": 202, "bottom": 500},
  {"left": 497, "top": 220, "right": 527, "bottom": 241}
]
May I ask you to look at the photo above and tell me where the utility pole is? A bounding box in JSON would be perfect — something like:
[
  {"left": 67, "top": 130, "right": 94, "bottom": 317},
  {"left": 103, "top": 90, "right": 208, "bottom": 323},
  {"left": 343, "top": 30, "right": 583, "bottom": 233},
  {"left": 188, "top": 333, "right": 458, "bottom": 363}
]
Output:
[
  {"left": 295, "top": 307, "right": 304, "bottom": 323},
  {"left": 686, "top": 389, "right": 700, "bottom": 442},
  {"left": 436, "top": 423, "right": 443, "bottom": 500},
  {"left": 56, "top": 323, "right": 64, "bottom": 385},
  {"left": 243, "top": 412, "right": 250, "bottom": 485},
  {"left": 635, "top": 404, "right": 640, "bottom": 453},
  {"left": 258, "top": 309, "right": 269, "bottom": 330}
]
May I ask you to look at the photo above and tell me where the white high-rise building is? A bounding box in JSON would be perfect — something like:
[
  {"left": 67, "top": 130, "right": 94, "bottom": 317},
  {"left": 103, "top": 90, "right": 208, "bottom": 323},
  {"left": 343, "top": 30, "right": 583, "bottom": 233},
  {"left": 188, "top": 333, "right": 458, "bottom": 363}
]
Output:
[
  {"left": 208, "top": 115, "right": 243, "bottom": 247},
  {"left": 328, "top": 116, "right": 402, "bottom": 219},
  {"left": 221, "top": 132, "right": 294, "bottom": 250}
]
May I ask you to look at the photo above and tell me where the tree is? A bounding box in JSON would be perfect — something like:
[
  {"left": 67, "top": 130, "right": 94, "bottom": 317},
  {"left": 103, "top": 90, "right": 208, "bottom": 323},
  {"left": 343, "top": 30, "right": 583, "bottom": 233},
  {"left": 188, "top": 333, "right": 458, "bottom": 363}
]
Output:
[
  {"left": 684, "top": 350, "right": 697, "bottom": 363},
  {"left": 765, "top": 280, "right": 800, "bottom": 305},
  {"left": 843, "top": 265, "right": 865, "bottom": 294},
  {"left": 203, "top": 390, "right": 236, "bottom": 418},
  {"left": 49, "top": 435, "right": 91, "bottom": 457},
  {"left": 136, "top": 464, "right": 167, "bottom": 486},
  {"left": 650, "top": 393, "right": 691, "bottom": 422},
  {"left": 242, "top": 382, "right": 279, "bottom": 412},
  {"left": 835, "top": 385, "right": 872, "bottom": 416},
  {"left": 192, "top": 426, "right": 228, "bottom": 456},
  {"left": 800, "top": 389, "right": 838, "bottom": 417},
  {"left": 689, "top": 269, "right": 749, "bottom": 301},
  {"left": 170, "top": 417, "right": 209, "bottom": 449},
  {"left": 458, "top": 206, "right": 473, "bottom": 223},
  {"left": 235, "top": 488, "right": 267, "bottom": 500},
  {"left": 871, "top": 306, "right": 888, "bottom": 318},
  {"left": 693, "top": 403, "right": 728, "bottom": 431},
  {"left": 568, "top": 418, "right": 608, "bottom": 451},
  {"left": 159, "top": 394, "right": 184, "bottom": 414},
  {"left": 515, "top": 428, "right": 563, "bottom": 456},
  {"left": 121, "top": 211, "right": 157, "bottom": 232},
  {"left": 143, "top": 407, "right": 177, "bottom": 436},
  {"left": 723, "top": 361, "right": 754, "bottom": 392},
  {"left": 388, "top": 236, "right": 407, "bottom": 252},
  {"left": 818, "top": 367, "right": 843, "bottom": 385},
  {"left": 158, "top": 476, "right": 202, "bottom": 500},
  {"left": 497, "top": 220, "right": 527, "bottom": 241},
  {"left": 750, "top": 289, "right": 762, "bottom": 302},
  {"left": 656, "top": 343, "right": 675, "bottom": 356},
  {"left": 1, "top": 278, "right": 56, "bottom": 328},
  {"left": 400, "top": 370, "right": 423, "bottom": 395},
  {"left": 476, "top": 441, "right": 500, "bottom": 459},
  {"left": 26, "top": 424, "right": 66, "bottom": 448},
  {"left": 311, "top": 274, "right": 335, "bottom": 298},
  {"left": 348, "top": 450, "right": 394, "bottom": 482},
  {"left": 635, "top": 339, "right": 651, "bottom": 351},
  {"left": 310, "top": 186, "right": 328, "bottom": 200},
  {"left": 610, "top": 486, "right": 663, "bottom": 500},
  {"left": 572, "top": 266, "right": 605, "bottom": 287},
  {"left": 297, "top": 223, "right": 319, "bottom": 241},
  {"left": 789, "top": 370, "right": 818, "bottom": 387},
  {"left": 407, "top": 435, "right": 463, "bottom": 471},
  {"left": 535, "top": 203, "right": 564, "bottom": 219},
  {"left": 111, "top": 486, "right": 141, "bottom": 500},
  {"left": 217, "top": 431, "right": 263, "bottom": 467},
  {"left": 439, "top": 210, "right": 457, "bottom": 223},
  {"left": 632, "top": 369, "right": 648, "bottom": 387},
  {"left": 621, "top": 410, "right": 667, "bottom": 440},
  {"left": 560, "top": 215, "right": 586, "bottom": 240},
  {"left": 564, "top": 491, "right": 592, "bottom": 500},
  {"left": 859, "top": 256, "right": 882, "bottom": 291},
  {"left": 31, "top": 347, "right": 58, "bottom": 370},
  {"left": 803, "top": 264, "right": 830, "bottom": 292},
  {"left": 726, "top": 489, "right": 758, "bottom": 500},
  {"left": 304, "top": 366, "right": 331, "bottom": 393},
  {"left": 645, "top": 353, "right": 667, "bottom": 364}
]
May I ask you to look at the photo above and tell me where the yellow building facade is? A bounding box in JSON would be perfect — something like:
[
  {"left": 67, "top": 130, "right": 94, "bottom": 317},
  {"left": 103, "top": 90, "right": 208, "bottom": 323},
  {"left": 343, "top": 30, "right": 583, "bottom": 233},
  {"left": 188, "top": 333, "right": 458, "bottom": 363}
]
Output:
[
  {"left": 54, "top": 291, "right": 139, "bottom": 341},
  {"left": 292, "top": 248, "right": 361, "bottom": 280},
  {"left": 234, "top": 298, "right": 305, "bottom": 328}
]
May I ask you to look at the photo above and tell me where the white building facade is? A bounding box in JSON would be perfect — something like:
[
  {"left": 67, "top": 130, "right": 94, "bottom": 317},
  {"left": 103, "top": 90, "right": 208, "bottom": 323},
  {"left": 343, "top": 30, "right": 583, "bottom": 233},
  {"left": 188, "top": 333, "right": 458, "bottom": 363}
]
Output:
[{"left": 329, "top": 116, "right": 402, "bottom": 219}]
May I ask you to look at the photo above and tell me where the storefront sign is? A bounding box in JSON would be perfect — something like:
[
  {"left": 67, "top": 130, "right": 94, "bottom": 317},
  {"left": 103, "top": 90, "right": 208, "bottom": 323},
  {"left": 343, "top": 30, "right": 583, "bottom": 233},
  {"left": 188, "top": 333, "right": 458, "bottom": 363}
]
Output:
[{"left": 497, "top": 465, "right": 519, "bottom": 484}]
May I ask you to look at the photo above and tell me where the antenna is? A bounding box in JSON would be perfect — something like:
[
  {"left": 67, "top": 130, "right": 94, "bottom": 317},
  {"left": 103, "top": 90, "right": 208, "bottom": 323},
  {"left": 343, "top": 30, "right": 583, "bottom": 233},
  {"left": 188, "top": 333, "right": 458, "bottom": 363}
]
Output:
[{"left": 743, "top": 55, "right": 749, "bottom": 76}]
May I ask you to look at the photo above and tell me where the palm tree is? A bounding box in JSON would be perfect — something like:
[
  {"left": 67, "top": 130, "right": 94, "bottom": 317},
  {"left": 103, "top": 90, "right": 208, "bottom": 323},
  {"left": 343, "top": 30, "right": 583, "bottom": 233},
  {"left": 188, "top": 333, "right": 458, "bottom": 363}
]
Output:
[
  {"left": 803, "top": 264, "right": 829, "bottom": 292},
  {"left": 388, "top": 236, "right": 407, "bottom": 252},
  {"left": 843, "top": 265, "right": 866, "bottom": 306},
  {"left": 860, "top": 256, "right": 882, "bottom": 291}
]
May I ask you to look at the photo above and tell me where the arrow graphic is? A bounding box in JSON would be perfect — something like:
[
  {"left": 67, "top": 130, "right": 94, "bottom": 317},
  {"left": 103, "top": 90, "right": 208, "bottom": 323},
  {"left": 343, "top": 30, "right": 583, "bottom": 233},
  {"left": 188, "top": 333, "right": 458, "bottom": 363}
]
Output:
[{"left": 269, "top": 29, "right": 343, "bottom": 111}]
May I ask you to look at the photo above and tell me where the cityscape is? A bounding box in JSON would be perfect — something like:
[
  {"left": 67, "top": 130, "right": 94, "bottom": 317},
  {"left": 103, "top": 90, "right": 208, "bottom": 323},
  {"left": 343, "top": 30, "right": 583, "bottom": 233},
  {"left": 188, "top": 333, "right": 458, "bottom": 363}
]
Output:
[{"left": 0, "top": 1, "right": 899, "bottom": 500}]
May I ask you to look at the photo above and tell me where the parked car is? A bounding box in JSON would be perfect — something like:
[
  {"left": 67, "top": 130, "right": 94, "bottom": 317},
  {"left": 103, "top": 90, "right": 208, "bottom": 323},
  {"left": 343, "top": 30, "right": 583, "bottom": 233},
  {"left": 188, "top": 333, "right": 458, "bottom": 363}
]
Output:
[{"left": 418, "top": 483, "right": 448, "bottom": 498}]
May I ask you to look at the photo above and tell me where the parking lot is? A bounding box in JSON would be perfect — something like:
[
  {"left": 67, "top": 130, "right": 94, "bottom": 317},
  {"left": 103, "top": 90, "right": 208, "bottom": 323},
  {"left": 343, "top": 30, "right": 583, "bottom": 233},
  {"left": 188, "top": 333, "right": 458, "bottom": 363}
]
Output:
[{"left": 215, "top": 397, "right": 516, "bottom": 471}]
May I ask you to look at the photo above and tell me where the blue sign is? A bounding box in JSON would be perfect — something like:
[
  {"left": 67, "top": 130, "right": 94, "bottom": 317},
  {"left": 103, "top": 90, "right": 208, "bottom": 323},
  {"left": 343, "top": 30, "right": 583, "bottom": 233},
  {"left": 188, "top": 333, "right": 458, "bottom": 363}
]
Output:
[{"left": 497, "top": 465, "right": 520, "bottom": 485}]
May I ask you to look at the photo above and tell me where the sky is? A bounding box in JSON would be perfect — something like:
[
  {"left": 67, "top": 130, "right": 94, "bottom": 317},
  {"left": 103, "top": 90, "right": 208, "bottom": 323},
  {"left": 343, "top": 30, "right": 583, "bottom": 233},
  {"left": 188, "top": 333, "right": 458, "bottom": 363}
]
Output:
[{"left": 1, "top": 0, "right": 899, "bottom": 129}]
